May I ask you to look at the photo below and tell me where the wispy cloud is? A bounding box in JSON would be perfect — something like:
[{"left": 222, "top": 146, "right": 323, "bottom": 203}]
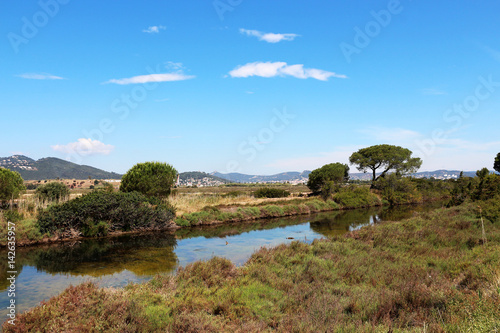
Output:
[
  {"left": 239, "top": 28, "right": 299, "bottom": 43},
  {"left": 143, "top": 25, "right": 166, "bottom": 34},
  {"left": 16, "top": 73, "right": 65, "bottom": 80},
  {"left": 422, "top": 88, "right": 447, "bottom": 96},
  {"left": 51, "top": 138, "right": 114, "bottom": 156},
  {"left": 155, "top": 98, "right": 170, "bottom": 102},
  {"left": 104, "top": 73, "right": 194, "bottom": 85},
  {"left": 229, "top": 62, "right": 347, "bottom": 81},
  {"left": 359, "top": 127, "right": 422, "bottom": 144},
  {"left": 266, "top": 146, "right": 360, "bottom": 171}
]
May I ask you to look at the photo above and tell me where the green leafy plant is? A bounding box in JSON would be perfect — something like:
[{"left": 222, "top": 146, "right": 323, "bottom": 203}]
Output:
[
  {"left": 0, "top": 168, "right": 26, "bottom": 203},
  {"left": 120, "top": 161, "right": 178, "bottom": 198},
  {"left": 35, "top": 182, "right": 69, "bottom": 202},
  {"left": 37, "top": 191, "right": 176, "bottom": 235}
]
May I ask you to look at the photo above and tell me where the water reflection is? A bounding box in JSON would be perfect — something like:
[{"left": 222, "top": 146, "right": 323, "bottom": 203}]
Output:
[{"left": 309, "top": 208, "right": 379, "bottom": 237}]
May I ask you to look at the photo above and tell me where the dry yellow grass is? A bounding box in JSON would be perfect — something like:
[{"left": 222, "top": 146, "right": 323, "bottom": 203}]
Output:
[{"left": 170, "top": 193, "right": 309, "bottom": 216}]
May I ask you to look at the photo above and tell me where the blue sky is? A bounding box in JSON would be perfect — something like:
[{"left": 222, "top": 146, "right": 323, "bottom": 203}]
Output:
[{"left": 1, "top": 0, "right": 499, "bottom": 175}]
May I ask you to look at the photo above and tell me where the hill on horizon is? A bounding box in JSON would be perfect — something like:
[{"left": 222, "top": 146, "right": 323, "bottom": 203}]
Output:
[{"left": 0, "top": 155, "right": 122, "bottom": 180}]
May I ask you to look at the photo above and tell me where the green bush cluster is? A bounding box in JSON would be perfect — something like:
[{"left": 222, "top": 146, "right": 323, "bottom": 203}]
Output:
[
  {"left": 333, "top": 186, "right": 382, "bottom": 208},
  {"left": 35, "top": 182, "right": 69, "bottom": 202},
  {"left": 477, "top": 195, "right": 500, "bottom": 224},
  {"left": 411, "top": 177, "right": 454, "bottom": 200},
  {"left": 374, "top": 174, "right": 422, "bottom": 205},
  {"left": 448, "top": 173, "right": 500, "bottom": 206},
  {"left": 2, "top": 209, "right": 24, "bottom": 223},
  {"left": 37, "top": 191, "right": 176, "bottom": 236},
  {"left": 253, "top": 187, "right": 290, "bottom": 198}
]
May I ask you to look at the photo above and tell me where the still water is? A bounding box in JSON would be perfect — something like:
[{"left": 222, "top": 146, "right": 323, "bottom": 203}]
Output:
[{"left": 0, "top": 203, "right": 443, "bottom": 322}]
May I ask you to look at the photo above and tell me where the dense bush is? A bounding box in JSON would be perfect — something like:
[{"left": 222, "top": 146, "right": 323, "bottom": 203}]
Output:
[
  {"left": 411, "top": 178, "right": 453, "bottom": 200},
  {"left": 37, "top": 191, "right": 176, "bottom": 236},
  {"left": 253, "top": 187, "right": 290, "bottom": 199},
  {"left": 26, "top": 183, "right": 39, "bottom": 190},
  {"left": 477, "top": 195, "right": 500, "bottom": 224},
  {"left": 474, "top": 173, "right": 500, "bottom": 201},
  {"left": 374, "top": 174, "right": 422, "bottom": 205},
  {"left": 333, "top": 186, "right": 381, "bottom": 208},
  {"left": 120, "top": 161, "right": 177, "bottom": 198},
  {"left": 2, "top": 209, "right": 24, "bottom": 223},
  {"left": 307, "top": 163, "right": 349, "bottom": 195},
  {"left": 35, "top": 182, "right": 69, "bottom": 202},
  {"left": 448, "top": 172, "right": 500, "bottom": 206}
]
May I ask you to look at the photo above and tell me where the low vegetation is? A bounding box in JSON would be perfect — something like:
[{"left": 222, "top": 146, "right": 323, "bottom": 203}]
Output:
[
  {"left": 174, "top": 199, "right": 341, "bottom": 227},
  {"left": 37, "top": 191, "right": 176, "bottom": 237},
  {"left": 333, "top": 185, "right": 382, "bottom": 208},
  {"left": 6, "top": 201, "right": 500, "bottom": 332},
  {"left": 253, "top": 187, "right": 290, "bottom": 199},
  {"left": 35, "top": 181, "right": 69, "bottom": 203}
]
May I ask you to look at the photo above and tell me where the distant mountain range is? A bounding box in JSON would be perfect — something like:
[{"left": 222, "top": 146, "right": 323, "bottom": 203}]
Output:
[
  {"left": 0, "top": 155, "right": 122, "bottom": 180},
  {"left": 212, "top": 170, "right": 480, "bottom": 183},
  {"left": 211, "top": 171, "right": 312, "bottom": 183},
  {"left": 0, "top": 155, "right": 483, "bottom": 183}
]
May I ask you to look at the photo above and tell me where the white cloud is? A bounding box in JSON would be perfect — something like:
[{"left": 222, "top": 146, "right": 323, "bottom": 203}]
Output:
[
  {"left": 143, "top": 25, "right": 166, "bottom": 34},
  {"left": 51, "top": 138, "right": 114, "bottom": 156},
  {"left": 239, "top": 28, "right": 300, "bottom": 43},
  {"left": 229, "top": 62, "right": 347, "bottom": 81},
  {"left": 104, "top": 73, "right": 194, "bottom": 85},
  {"left": 16, "top": 73, "right": 65, "bottom": 80}
]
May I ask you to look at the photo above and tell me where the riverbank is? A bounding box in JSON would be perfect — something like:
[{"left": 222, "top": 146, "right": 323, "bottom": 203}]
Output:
[
  {"left": 0, "top": 186, "right": 386, "bottom": 247},
  {"left": 1, "top": 184, "right": 448, "bottom": 247},
  {"left": 4, "top": 202, "right": 499, "bottom": 332}
]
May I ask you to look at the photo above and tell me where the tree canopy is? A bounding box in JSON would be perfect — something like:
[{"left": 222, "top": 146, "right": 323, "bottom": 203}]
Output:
[
  {"left": 0, "top": 168, "right": 26, "bottom": 203},
  {"left": 307, "top": 163, "right": 349, "bottom": 194},
  {"left": 120, "top": 162, "right": 177, "bottom": 198},
  {"left": 494, "top": 153, "right": 500, "bottom": 173},
  {"left": 349, "top": 144, "right": 422, "bottom": 182}
]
